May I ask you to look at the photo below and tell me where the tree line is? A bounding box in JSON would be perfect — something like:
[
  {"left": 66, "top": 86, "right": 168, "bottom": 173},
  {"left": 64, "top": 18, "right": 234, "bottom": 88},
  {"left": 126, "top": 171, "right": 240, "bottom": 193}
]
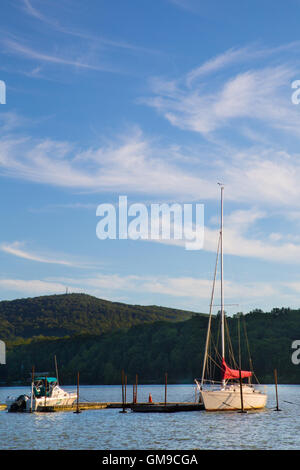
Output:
[{"left": 1, "top": 306, "right": 300, "bottom": 385}]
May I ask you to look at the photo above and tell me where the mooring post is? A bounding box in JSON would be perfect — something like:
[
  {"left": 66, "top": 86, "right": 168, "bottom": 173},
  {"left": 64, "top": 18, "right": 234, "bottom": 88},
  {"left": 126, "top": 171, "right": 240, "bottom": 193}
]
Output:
[
  {"left": 135, "top": 374, "right": 138, "bottom": 403},
  {"left": 238, "top": 369, "right": 247, "bottom": 413},
  {"left": 120, "top": 370, "right": 127, "bottom": 413},
  {"left": 165, "top": 372, "right": 168, "bottom": 406},
  {"left": 125, "top": 374, "right": 127, "bottom": 406},
  {"left": 122, "top": 370, "right": 125, "bottom": 411},
  {"left": 122, "top": 369, "right": 124, "bottom": 405},
  {"left": 274, "top": 368, "right": 281, "bottom": 411},
  {"left": 44, "top": 376, "right": 47, "bottom": 408},
  {"left": 30, "top": 365, "right": 35, "bottom": 413},
  {"left": 74, "top": 371, "right": 81, "bottom": 414}
]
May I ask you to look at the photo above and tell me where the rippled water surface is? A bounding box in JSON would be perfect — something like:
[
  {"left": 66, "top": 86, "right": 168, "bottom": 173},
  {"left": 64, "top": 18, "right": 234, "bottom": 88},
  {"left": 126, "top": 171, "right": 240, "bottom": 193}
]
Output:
[{"left": 0, "top": 384, "right": 299, "bottom": 450}]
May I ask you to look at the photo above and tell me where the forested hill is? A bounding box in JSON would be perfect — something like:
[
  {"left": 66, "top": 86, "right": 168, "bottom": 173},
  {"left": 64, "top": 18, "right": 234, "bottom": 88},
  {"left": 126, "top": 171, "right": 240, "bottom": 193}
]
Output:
[
  {"left": 3, "top": 307, "right": 300, "bottom": 385},
  {"left": 0, "top": 293, "right": 197, "bottom": 341},
  {"left": 2, "top": 296, "right": 300, "bottom": 384}
]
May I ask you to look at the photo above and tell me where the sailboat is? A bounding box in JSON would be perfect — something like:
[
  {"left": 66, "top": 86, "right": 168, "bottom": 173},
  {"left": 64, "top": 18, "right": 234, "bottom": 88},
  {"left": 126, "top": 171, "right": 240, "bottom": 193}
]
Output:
[{"left": 195, "top": 185, "right": 267, "bottom": 411}]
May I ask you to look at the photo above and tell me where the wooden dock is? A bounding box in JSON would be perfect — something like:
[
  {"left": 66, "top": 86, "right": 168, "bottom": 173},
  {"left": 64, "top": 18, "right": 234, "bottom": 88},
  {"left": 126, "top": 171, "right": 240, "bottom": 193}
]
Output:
[
  {"left": 37, "top": 402, "right": 109, "bottom": 412},
  {"left": 1, "top": 401, "right": 204, "bottom": 412},
  {"left": 131, "top": 402, "right": 204, "bottom": 412}
]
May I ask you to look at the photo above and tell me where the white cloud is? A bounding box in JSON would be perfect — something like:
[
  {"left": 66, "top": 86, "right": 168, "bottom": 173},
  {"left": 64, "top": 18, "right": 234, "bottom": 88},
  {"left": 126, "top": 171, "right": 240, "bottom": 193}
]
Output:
[
  {"left": 0, "top": 131, "right": 216, "bottom": 198},
  {"left": 146, "top": 63, "right": 299, "bottom": 136},
  {"left": 186, "top": 46, "right": 254, "bottom": 84},
  {"left": 146, "top": 207, "right": 300, "bottom": 264},
  {"left": 2, "top": 128, "right": 300, "bottom": 264},
  {"left": 3, "top": 38, "right": 116, "bottom": 73},
  {"left": 0, "top": 279, "right": 72, "bottom": 295},
  {"left": 1, "top": 272, "right": 296, "bottom": 311},
  {"left": 21, "top": 0, "right": 159, "bottom": 55},
  {"left": 0, "top": 241, "right": 97, "bottom": 269},
  {"left": 2, "top": 126, "right": 300, "bottom": 210}
]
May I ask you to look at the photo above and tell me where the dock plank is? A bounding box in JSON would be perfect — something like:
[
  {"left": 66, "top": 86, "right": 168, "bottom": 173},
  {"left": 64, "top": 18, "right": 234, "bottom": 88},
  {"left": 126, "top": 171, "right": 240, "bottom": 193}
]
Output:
[
  {"left": 1, "top": 401, "right": 204, "bottom": 412},
  {"left": 131, "top": 402, "right": 204, "bottom": 412}
]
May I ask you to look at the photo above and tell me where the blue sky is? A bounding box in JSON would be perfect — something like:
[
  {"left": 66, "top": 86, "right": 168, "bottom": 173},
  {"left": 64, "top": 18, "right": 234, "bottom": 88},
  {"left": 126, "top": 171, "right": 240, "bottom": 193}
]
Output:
[{"left": 1, "top": 0, "right": 300, "bottom": 314}]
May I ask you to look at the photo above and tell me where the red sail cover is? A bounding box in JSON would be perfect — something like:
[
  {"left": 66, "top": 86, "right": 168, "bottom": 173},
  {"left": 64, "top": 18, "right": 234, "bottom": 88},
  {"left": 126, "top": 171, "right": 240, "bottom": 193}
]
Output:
[{"left": 221, "top": 358, "right": 252, "bottom": 380}]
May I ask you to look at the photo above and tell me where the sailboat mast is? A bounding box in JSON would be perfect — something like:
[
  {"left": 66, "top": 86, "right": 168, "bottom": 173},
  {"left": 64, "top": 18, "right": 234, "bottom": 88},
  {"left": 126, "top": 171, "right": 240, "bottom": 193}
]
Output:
[{"left": 220, "top": 185, "right": 225, "bottom": 364}]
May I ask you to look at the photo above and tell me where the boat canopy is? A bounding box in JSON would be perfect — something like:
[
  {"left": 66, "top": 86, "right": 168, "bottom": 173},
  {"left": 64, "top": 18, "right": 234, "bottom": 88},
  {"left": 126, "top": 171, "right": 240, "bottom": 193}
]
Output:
[
  {"left": 35, "top": 377, "right": 57, "bottom": 383},
  {"left": 221, "top": 358, "right": 252, "bottom": 380}
]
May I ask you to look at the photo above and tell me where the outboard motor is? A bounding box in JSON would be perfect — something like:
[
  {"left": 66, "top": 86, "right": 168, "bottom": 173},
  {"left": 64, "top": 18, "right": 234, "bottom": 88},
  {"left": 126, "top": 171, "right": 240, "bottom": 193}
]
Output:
[{"left": 9, "top": 394, "right": 30, "bottom": 412}]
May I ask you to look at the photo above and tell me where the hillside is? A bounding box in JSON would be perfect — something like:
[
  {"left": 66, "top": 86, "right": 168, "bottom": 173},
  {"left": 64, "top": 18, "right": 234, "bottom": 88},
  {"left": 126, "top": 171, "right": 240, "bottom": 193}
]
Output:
[
  {"left": 2, "top": 306, "right": 300, "bottom": 385},
  {"left": 0, "top": 293, "right": 198, "bottom": 341}
]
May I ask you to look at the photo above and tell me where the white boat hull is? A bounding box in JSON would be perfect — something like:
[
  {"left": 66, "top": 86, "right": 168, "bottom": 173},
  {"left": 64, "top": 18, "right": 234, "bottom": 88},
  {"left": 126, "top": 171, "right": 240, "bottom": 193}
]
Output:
[
  {"left": 6, "top": 385, "right": 77, "bottom": 412},
  {"left": 28, "top": 394, "right": 77, "bottom": 411},
  {"left": 201, "top": 386, "right": 267, "bottom": 411}
]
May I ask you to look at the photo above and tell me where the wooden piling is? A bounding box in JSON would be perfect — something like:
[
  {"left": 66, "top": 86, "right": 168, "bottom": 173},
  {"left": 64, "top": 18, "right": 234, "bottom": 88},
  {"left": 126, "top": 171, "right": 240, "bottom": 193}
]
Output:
[
  {"left": 121, "top": 370, "right": 124, "bottom": 405},
  {"left": 30, "top": 365, "right": 34, "bottom": 413},
  {"left": 274, "top": 369, "right": 281, "bottom": 411},
  {"left": 165, "top": 373, "right": 168, "bottom": 406},
  {"left": 44, "top": 376, "right": 47, "bottom": 407},
  {"left": 238, "top": 369, "right": 246, "bottom": 413},
  {"left": 135, "top": 374, "right": 138, "bottom": 403},
  {"left": 120, "top": 370, "right": 127, "bottom": 413},
  {"left": 74, "top": 372, "right": 81, "bottom": 414}
]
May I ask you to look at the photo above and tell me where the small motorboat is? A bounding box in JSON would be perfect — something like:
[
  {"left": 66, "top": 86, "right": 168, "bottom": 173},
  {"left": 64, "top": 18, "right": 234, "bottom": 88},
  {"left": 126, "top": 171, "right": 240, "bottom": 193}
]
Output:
[{"left": 6, "top": 376, "right": 77, "bottom": 412}]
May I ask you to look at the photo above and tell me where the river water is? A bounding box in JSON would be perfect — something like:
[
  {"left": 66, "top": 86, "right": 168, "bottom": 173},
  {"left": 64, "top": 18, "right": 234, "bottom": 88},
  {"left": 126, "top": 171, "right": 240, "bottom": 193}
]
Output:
[{"left": 0, "top": 384, "right": 299, "bottom": 450}]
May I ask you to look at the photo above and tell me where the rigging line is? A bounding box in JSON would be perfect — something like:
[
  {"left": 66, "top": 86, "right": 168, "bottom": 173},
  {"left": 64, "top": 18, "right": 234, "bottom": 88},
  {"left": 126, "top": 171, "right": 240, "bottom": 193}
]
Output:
[
  {"left": 199, "top": 378, "right": 223, "bottom": 384},
  {"left": 243, "top": 316, "right": 254, "bottom": 373},
  {"left": 211, "top": 334, "right": 222, "bottom": 360},
  {"left": 211, "top": 316, "right": 222, "bottom": 380},
  {"left": 253, "top": 372, "right": 260, "bottom": 385},
  {"left": 224, "top": 316, "right": 239, "bottom": 369},
  {"left": 201, "top": 232, "right": 221, "bottom": 386},
  {"left": 207, "top": 352, "right": 223, "bottom": 371},
  {"left": 238, "top": 315, "right": 241, "bottom": 370},
  {"left": 210, "top": 331, "right": 221, "bottom": 373},
  {"left": 241, "top": 316, "right": 261, "bottom": 385}
]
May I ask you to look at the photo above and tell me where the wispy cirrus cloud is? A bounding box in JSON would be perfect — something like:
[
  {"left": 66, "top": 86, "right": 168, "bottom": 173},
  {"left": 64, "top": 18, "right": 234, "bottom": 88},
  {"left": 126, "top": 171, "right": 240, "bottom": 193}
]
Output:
[
  {"left": 186, "top": 46, "right": 255, "bottom": 85},
  {"left": 21, "top": 0, "right": 159, "bottom": 55},
  {"left": 0, "top": 130, "right": 215, "bottom": 198},
  {"left": 0, "top": 241, "right": 98, "bottom": 269},
  {"left": 185, "top": 42, "right": 300, "bottom": 85},
  {"left": 4, "top": 131, "right": 300, "bottom": 266},
  {"left": 1, "top": 0, "right": 159, "bottom": 79},
  {"left": 1, "top": 125, "right": 300, "bottom": 209},
  {"left": 146, "top": 64, "right": 298, "bottom": 135},
  {"left": 3, "top": 38, "right": 117, "bottom": 73},
  {"left": 141, "top": 41, "right": 300, "bottom": 150}
]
